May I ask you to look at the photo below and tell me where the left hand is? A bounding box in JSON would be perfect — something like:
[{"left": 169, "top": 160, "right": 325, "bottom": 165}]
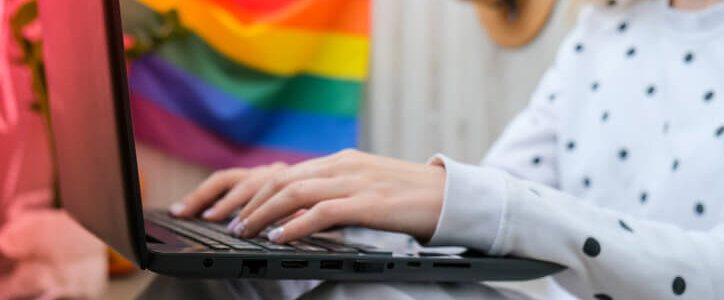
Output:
[{"left": 230, "top": 149, "right": 446, "bottom": 244}]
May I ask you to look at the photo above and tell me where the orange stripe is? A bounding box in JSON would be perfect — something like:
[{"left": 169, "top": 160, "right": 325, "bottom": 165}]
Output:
[
  {"left": 222, "top": 0, "right": 302, "bottom": 13},
  {"left": 209, "top": 0, "right": 369, "bottom": 35}
]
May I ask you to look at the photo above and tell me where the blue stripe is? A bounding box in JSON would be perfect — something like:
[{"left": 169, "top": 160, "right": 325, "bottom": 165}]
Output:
[{"left": 128, "top": 55, "right": 357, "bottom": 155}]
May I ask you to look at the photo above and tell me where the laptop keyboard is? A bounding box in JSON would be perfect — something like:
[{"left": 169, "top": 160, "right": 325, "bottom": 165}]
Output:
[{"left": 147, "top": 212, "right": 391, "bottom": 255}]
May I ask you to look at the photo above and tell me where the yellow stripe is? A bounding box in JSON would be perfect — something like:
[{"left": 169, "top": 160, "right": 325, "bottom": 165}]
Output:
[{"left": 137, "top": 0, "right": 368, "bottom": 80}]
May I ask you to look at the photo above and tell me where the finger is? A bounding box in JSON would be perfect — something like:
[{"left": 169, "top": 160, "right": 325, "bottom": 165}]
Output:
[
  {"left": 231, "top": 150, "right": 362, "bottom": 230},
  {"left": 201, "top": 163, "right": 286, "bottom": 221},
  {"left": 170, "top": 169, "right": 247, "bottom": 218},
  {"left": 236, "top": 159, "right": 334, "bottom": 222},
  {"left": 268, "top": 199, "right": 362, "bottom": 244},
  {"left": 239, "top": 178, "right": 354, "bottom": 238},
  {"left": 274, "top": 209, "right": 307, "bottom": 226}
]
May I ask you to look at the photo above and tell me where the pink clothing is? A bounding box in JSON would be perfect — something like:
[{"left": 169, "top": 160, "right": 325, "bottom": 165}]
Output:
[{"left": 0, "top": 0, "right": 106, "bottom": 298}]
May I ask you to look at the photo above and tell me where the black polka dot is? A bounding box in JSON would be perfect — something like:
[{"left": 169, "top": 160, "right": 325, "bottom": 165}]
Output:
[
  {"left": 528, "top": 188, "right": 541, "bottom": 197},
  {"left": 583, "top": 237, "right": 601, "bottom": 257},
  {"left": 618, "top": 148, "right": 628, "bottom": 160},
  {"left": 672, "top": 276, "right": 686, "bottom": 295},
  {"left": 566, "top": 140, "right": 576, "bottom": 151},
  {"left": 704, "top": 90, "right": 715, "bottom": 102},
  {"left": 607, "top": 0, "right": 617, "bottom": 6},
  {"left": 618, "top": 220, "right": 633, "bottom": 232},
  {"left": 575, "top": 43, "right": 584, "bottom": 53},
  {"left": 646, "top": 85, "right": 656, "bottom": 96},
  {"left": 591, "top": 82, "right": 600, "bottom": 91},
  {"left": 715, "top": 126, "right": 724, "bottom": 137},
  {"left": 549, "top": 93, "right": 557, "bottom": 102},
  {"left": 617, "top": 21, "right": 628, "bottom": 33},
  {"left": 695, "top": 202, "right": 705, "bottom": 216},
  {"left": 640, "top": 191, "right": 648, "bottom": 204},
  {"left": 601, "top": 111, "right": 610, "bottom": 122},
  {"left": 583, "top": 177, "right": 591, "bottom": 188},
  {"left": 672, "top": 159, "right": 679, "bottom": 171},
  {"left": 683, "top": 52, "right": 694, "bottom": 64},
  {"left": 532, "top": 156, "right": 542, "bottom": 166},
  {"left": 594, "top": 294, "right": 613, "bottom": 300},
  {"left": 663, "top": 122, "right": 670, "bottom": 134},
  {"left": 626, "top": 47, "right": 636, "bottom": 58}
]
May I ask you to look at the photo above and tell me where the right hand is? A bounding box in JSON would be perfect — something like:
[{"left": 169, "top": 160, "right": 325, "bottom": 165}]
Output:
[{"left": 169, "top": 162, "right": 289, "bottom": 222}]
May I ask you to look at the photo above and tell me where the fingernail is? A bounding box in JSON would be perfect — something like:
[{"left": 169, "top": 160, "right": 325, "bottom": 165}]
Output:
[
  {"left": 233, "top": 218, "right": 248, "bottom": 236},
  {"left": 169, "top": 203, "right": 185, "bottom": 216},
  {"left": 268, "top": 227, "right": 284, "bottom": 242},
  {"left": 226, "top": 218, "right": 241, "bottom": 232},
  {"left": 202, "top": 208, "right": 215, "bottom": 219}
]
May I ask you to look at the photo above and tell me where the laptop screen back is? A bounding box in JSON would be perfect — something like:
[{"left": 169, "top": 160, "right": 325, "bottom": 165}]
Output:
[{"left": 39, "top": 0, "right": 147, "bottom": 266}]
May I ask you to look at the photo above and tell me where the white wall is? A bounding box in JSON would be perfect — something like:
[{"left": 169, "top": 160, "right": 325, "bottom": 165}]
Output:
[{"left": 362, "top": 0, "right": 574, "bottom": 163}]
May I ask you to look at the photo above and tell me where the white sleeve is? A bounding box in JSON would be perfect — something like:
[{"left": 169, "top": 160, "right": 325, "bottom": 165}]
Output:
[{"left": 428, "top": 157, "right": 724, "bottom": 299}]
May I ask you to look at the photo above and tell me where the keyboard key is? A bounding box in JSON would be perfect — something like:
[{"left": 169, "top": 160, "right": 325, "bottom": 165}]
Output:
[
  {"left": 148, "top": 213, "right": 262, "bottom": 251},
  {"left": 208, "top": 243, "right": 230, "bottom": 250},
  {"left": 289, "top": 241, "right": 328, "bottom": 253},
  {"left": 303, "top": 238, "right": 358, "bottom": 253},
  {"left": 250, "top": 238, "right": 296, "bottom": 252}
]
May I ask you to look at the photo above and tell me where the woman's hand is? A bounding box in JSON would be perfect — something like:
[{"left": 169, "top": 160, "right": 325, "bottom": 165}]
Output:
[
  {"left": 170, "top": 149, "right": 446, "bottom": 243},
  {"left": 169, "top": 162, "right": 289, "bottom": 221}
]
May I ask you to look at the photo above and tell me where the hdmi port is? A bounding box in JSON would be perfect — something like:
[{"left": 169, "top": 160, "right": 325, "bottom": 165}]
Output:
[{"left": 281, "top": 260, "right": 308, "bottom": 269}]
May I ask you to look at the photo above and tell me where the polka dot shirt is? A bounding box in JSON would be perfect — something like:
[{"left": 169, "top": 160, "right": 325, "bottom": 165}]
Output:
[{"left": 427, "top": 1, "right": 724, "bottom": 299}]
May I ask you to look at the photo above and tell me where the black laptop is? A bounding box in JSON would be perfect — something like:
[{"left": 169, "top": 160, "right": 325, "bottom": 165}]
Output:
[{"left": 39, "top": 0, "right": 563, "bottom": 281}]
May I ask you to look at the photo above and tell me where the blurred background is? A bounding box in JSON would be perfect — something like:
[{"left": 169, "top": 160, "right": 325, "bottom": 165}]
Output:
[{"left": 0, "top": 0, "right": 575, "bottom": 298}]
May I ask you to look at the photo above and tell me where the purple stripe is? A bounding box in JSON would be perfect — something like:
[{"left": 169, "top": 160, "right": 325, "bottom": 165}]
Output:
[{"left": 131, "top": 93, "right": 315, "bottom": 169}]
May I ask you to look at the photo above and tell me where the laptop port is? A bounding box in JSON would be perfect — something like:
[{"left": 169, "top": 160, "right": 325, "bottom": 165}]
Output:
[
  {"left": 203, "top": 258, "right": 213, "bottom": 268},
  {"left": 406, "top": 261, "right": 421, "bottom": 268},
  {"left": 432, "top": 262, "right": 471, "bottom": 269},
  {"left": 242, "top": 260, "right": 267, "bottom": 276},
  {"left": 320, "top": 260, "right": 343, "bottom": 270},
  {"left": 353, "top": 260, "right": 384, "bottom": 273},
  {"left": 281, "top": 260, "right": 308, "bottom": 269}
]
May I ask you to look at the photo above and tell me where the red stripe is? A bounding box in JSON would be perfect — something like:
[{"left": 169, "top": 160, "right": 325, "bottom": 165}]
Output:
[
  {"left": 130, "top": 94, "right": 315, "bottom": 169},
  {"left": 208, "top": 0, "right": 369, "bottom": 35}
]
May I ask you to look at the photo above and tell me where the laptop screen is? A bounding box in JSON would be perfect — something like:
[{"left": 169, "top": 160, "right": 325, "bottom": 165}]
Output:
[{"left": 40, "top": 0, "right": 147, "bottom": 266}]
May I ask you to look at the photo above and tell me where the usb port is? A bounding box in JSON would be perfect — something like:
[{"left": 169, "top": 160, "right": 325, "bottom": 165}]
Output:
[
  {"left": 320, "top": 260, "right": 343, "bottom": 270},
  {"left": 281, "top": 260, "right": 308, "bottom": 269}
]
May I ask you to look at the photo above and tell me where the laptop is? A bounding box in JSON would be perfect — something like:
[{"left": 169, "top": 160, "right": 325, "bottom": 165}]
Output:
[{"left": 39, "top": 0, "right": 563, "bottom": 281}]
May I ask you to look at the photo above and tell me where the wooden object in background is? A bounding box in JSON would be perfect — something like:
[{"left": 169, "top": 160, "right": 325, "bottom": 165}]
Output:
[{"left": 473, "top": 0, "right": 556, "bottom": 48}]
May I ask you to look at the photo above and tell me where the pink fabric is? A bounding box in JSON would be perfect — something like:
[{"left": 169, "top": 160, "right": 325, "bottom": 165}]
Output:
[{"left": 0, "top": 0, "right": 106, "bottom": 298}]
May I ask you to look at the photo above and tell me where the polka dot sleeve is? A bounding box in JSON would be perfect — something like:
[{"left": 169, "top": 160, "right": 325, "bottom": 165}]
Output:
[
  {"left": 480, "top": 16, "right": 584, "bottom": 188},
  {"left": 482, "top": 64, "right": 562, "bottom": 189},
  {"left": 492, "top": 176, "right": 724, "bottom": 299}
]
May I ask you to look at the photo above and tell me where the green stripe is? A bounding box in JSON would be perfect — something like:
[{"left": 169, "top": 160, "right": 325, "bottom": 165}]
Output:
[
  {"left": 158, "top": 36, "right": 361, "bottom": 116},
  {"left": 120, "top": 0, "right": 361, "bottom": 117}
]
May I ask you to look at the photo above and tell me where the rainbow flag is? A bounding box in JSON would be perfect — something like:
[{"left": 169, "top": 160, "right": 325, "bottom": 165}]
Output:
[{"left": 120, "top": 0, "right": 369, "bottom": 169}]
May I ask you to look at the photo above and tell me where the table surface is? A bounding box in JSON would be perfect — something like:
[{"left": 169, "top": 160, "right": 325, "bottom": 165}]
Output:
[{"left": 101, "top": 271, "right": 156, "bottom": 300}]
